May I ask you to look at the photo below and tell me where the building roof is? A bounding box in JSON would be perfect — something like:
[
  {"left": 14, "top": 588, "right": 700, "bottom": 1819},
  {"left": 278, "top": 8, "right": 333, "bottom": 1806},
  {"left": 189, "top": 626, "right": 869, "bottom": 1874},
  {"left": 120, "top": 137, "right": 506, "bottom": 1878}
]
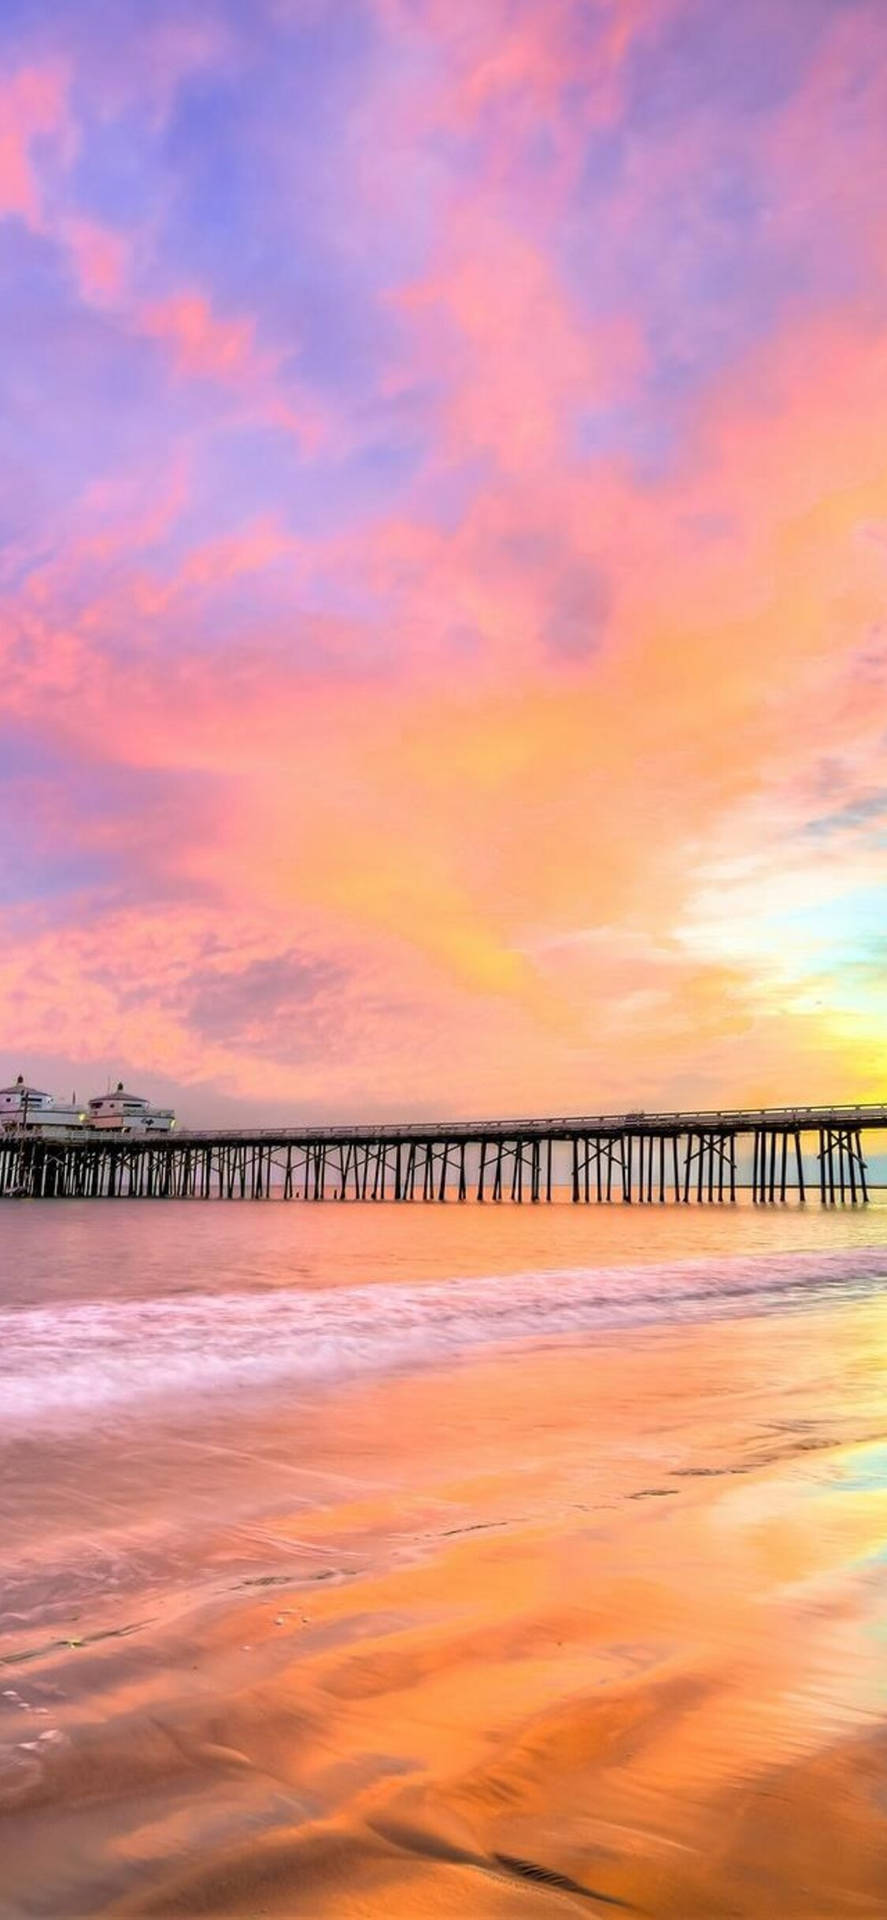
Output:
[
  {"left": 88, "top": 1083, "right": 149, "bottom": 1105},
  {"left": 0, "top": 1076, "right": 51, "bottom": 1099}
]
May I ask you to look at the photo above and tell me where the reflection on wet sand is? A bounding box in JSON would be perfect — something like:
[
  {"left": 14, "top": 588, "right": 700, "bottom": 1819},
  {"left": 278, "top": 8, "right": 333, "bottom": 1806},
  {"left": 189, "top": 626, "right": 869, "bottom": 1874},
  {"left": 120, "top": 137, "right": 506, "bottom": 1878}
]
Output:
[{"left": 3, "top": 1296, "right": 887, "bottom": 1917}]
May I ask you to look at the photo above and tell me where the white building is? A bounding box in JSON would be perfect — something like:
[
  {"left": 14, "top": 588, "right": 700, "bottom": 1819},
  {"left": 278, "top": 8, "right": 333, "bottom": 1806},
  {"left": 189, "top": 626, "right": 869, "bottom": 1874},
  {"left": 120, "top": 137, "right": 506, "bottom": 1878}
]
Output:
[
  {"left": 86, "top": 1083, "right": 175, "bottom": 1133},
  {"left": 0, "top": 1076, "right": 85, "bottom": 1131}
]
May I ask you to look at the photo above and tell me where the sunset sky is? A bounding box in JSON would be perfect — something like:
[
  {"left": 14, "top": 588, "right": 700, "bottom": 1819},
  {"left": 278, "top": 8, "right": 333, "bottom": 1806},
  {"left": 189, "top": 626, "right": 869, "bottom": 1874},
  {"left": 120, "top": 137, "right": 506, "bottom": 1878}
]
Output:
[{"left": 2, "top": 0, "right": 886, "bottom": 1123}]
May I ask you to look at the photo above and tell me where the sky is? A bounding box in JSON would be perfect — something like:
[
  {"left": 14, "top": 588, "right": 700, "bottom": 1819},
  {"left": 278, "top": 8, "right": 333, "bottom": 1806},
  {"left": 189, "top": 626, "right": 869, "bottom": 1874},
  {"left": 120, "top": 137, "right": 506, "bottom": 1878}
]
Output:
[{"left": 1, "top": 0, "right": 886, "bottom": 1125}]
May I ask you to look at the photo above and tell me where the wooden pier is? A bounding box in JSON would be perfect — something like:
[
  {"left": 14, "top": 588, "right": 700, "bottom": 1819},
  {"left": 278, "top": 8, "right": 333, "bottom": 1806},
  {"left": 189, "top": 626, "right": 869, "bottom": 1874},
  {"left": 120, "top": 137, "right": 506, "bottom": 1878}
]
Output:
[{"left": 0, "top": 1105, "right": 880, "bottom": 1202}]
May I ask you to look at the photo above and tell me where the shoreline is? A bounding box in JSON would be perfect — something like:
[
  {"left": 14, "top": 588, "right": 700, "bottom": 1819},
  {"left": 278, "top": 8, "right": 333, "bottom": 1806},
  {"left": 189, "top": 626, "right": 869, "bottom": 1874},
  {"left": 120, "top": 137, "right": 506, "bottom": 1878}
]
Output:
[{"left": 3, "top": 1294, "right": 887, "bottom": 1915}]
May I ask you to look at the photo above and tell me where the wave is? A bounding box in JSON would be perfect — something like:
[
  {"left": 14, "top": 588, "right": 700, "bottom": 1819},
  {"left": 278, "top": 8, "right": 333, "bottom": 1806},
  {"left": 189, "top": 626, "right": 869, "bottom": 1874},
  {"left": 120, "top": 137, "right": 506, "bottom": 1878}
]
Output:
[{"left": 1, "top": 1246, "right": 886, "bottom": 1432}]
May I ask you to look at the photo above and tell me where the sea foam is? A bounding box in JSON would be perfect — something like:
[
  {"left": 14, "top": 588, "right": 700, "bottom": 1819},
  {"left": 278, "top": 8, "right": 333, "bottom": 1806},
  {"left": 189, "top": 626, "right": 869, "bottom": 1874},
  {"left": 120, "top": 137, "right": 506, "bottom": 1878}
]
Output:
[{"left": 1, "top": 1245, "right": 886, "bottom": 1433}]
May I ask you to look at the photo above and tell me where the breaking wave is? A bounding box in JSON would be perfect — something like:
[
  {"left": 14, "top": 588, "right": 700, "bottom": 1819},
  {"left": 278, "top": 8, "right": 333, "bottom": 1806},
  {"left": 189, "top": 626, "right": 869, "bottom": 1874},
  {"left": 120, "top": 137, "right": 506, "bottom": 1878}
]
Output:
[{"left": 2, "top": 1245, "right": 886, "bottom": 1432}]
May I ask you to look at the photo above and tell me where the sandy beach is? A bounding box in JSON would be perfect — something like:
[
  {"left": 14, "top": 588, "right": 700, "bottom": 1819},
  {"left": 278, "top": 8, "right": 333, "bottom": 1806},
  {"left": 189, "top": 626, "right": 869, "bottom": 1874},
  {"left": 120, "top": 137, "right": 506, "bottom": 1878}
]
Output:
[{"left": 2, "top": 1204, "right": 887, "bottom": 1916}]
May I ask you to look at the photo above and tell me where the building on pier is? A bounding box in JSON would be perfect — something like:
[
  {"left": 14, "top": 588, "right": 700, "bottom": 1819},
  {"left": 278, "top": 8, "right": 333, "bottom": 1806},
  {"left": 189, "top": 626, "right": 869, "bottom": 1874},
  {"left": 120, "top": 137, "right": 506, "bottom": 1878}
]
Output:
[
  {"left": 86, "top": 1082, "right": 175, "bottom": 1132},
  {"left": 0, "top": 1074, "right": 85, "bottom": 1131}
]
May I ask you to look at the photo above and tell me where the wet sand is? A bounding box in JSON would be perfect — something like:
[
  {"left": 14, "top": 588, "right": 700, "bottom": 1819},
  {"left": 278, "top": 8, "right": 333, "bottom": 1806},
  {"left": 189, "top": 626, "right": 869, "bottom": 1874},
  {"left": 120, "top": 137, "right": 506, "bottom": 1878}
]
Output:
[{"left": 3, "top": 1287, "right": 887, "bottom": 1918}]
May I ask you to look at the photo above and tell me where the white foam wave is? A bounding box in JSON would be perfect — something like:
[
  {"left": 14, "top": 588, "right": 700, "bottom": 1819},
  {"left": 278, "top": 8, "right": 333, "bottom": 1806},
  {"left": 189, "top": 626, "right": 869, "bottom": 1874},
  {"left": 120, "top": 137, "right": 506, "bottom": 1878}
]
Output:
[{"left": 1, "top": 1246, "right": 886, "bottom": 1432}]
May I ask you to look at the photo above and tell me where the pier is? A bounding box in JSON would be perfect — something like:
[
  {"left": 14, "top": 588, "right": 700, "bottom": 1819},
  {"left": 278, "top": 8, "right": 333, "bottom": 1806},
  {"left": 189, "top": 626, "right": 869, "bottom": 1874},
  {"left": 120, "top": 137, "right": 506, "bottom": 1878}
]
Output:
[{"left": 0, "top": 1104, "right": 881, "bottom": 1202}]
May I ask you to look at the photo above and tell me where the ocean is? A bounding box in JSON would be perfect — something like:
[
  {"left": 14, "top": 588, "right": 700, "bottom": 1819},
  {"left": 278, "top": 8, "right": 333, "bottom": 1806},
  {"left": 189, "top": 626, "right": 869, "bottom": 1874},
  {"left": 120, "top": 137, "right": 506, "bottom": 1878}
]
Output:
[{"left": 2, "top": 1198, "right": 887, "bottom": 1915}]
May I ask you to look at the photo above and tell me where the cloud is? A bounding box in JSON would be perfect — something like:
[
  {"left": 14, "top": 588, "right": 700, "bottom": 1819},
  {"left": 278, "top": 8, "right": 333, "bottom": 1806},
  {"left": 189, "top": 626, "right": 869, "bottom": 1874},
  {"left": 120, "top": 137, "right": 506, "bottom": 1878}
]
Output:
[
  {"left": 3, "top": 0, "right": 887, "bottom": 1116},
  {"left": 62, "top": 217, "right": 130, "bottom": 302},
  {"left": 368, "top": 0, "right": 679, "bottom": 194},
  {"left": 396, "top": 214, "right": 645, "bottom": 474},
  {"left": 139, "top": 290, "right": 257, "bottom": 381},
  {"left": 0, "top": 64, "right": 68, "bottom": 225},
  {"left": 184, "top": 950, "right": 346, "bottom": 1058}
]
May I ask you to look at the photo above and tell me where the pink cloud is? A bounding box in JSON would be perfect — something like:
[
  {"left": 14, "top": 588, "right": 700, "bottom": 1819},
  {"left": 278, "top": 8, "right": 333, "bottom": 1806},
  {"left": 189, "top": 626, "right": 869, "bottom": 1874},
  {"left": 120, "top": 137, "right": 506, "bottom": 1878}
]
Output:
[
  {"left": 179, "top": 520, "right": 298, "bottom": 590},
  {"left": 134, "top": 287, "right": 327, "bottom": 448},
  {"left": 0, "top": 64, "right": 68, "bottom": 225},
  {"left": 367, "top": 0, "right": 680, "bottom": 207},
  {"left": 62, "top": 217, "right": 130, "bottom": 303},
  {"left": 77, "top": 456, "right": 193, "bottom": 560},
  {"left": 762, "top": 3, "right": 887, "bottom": 279},
  {"left": 139, "top": 289, "right": 258, "bottom": 381},
  {"left": 396, "top": 213, "right": 644, "bottom": 474}
]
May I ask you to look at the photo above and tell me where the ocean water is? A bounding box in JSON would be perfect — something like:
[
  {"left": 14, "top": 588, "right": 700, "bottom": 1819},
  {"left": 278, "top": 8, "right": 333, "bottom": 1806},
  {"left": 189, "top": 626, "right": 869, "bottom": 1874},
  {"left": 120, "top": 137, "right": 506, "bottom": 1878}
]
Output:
[
  {"left": 3, "top": 1197, "right": 887, "bottom": 1916},
  {"left": 4, "top": 1195, "right": 887, "bottom": 1434},
  {"left": 3, "top": 1193, "right": 887, "bottom": 1642}
]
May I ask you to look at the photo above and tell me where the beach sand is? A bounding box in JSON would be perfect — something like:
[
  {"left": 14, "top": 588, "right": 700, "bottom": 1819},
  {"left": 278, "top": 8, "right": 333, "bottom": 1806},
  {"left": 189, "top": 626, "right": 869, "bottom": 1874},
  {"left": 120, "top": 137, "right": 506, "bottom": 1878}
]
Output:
[{"left": 3, "top": 1291, "right": 887, "bottom": 1918}]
